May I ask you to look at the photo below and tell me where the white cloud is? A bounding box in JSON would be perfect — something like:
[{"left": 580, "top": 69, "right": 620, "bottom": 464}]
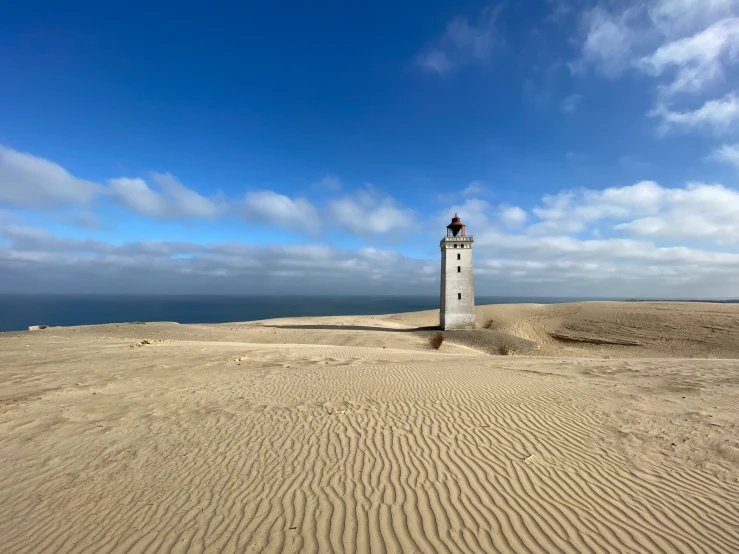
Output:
[
  {"left": 545, "top": 0, "right": 573, "bottom": 25},
  {"left": 2, "top": 224, "right": 56, "bottom": 244},
  {"left": 0, "top": 145, "right": 227, "bottom": 221},
  {"left": 0, "top": 224, "right": 117, "bottom": 255},
  {"left": 532, "top": 180, "right": 739, "bottom": 244},
  {"left": 108, "top": 177, "right": 169, "bottom": 218},
  {"left": 437, "top": 198, "right": 492, "bottom": 230},
  {"left": 418, "top": 50, "right": 453, "bottom": 74},
  {"left": 318, "top": 174, "right": 342, "bottom": 191},
  {"left": 240, "top": 191, "right": 322, "bottom": 236},
  {"left": 531, "top": 180, "right": 664, "bottom": 234},
  {"left": 574, "top": 0, "right": 739, "bottom": 132},
  {"left": 649, "top": 0, "right": 739, "bottom": 37},
  {"left": 498, "top": 205, "right": 528, "bottom": 227},
  {"left": 3, "top": 142, "right": 739, "bottom": 297},
  {"left": 0, "top": 225, "right": 433, "bottom": 295},
  {"left": 0, "top": 145, "right": 100, "bottom": 208},
  {"left": 649, "top": 93, "right": 739, "bottom": 134},
  {"left": 327, "top": 187, "right": 416, "bottom": 235},
  {"left": 462, "top": 180, "right": 487, "bottom": 195},
  {"left": 3, "top": 221, "right": 737, "bottom": 298},
  {"left": 578, "top": 5, "right": 643, "bottom": 77},
  {"left": 613, "top": 182, "right": 739, "bottom": 243},
  {"left": 710, "top": 142, "right": 739, "bottom": 166},
  {"left": 561, "top": 93, "right": 583, "bottom": 113},
  {"left": 152, "top": 173, "right": 224, "bottom": 218},
  {"left": 638, "top": 18, "right": 739, "bottom": 96},
  {"left": 108, "top": 174, "right": 224, "bottom": 219},
  {"left": 0, "top": 208, "right": 18, "bottom": 225},
  {"left": 435, "top": 199, "right": 528, "bottom": 233},
  {"left": 417, "top": 6, "right": 503, "bottom": 74},
  {"left": 4, "top": 176, "right": 739, "bottom": 297},
  {"left": 437, "top": 181, "right": 489, "bottom": 204},
  {"left": 476, "top": 230, "right": 739, "bottom": 266},
  {"left": 69, "top": 213, "right": 104, "bottom": 229},
  {"left": 577, "top": 1, "right": 739, "bottom": 79}
]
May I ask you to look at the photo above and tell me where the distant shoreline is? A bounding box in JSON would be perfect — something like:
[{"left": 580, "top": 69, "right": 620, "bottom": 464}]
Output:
[
  {"left": 0, "top": 293, "right": 737, "bottom": 303},
  {"left": 2, "top": 295, "right": 738, "bottom": 333},
  {"left": 624, "top": 298, "right": 739, "bottom": 303}
]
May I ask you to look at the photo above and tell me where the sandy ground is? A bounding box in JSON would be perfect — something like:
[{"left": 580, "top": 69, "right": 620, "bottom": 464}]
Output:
[{"left": 1, "top": 301, "right": 738, "bottom": 553}]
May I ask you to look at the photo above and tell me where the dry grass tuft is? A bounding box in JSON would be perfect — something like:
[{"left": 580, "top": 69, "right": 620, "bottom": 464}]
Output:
[
  {"left": 430, "top": 333, "right": 445, "bottom": 350},
  {"left": 498, "top": 344, "right": 514, "bottom": 356}
]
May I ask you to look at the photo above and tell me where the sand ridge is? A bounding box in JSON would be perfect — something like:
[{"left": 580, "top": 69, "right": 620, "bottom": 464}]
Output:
[{"left": 1, "top": 302, "right": 738, "bottom": 553}]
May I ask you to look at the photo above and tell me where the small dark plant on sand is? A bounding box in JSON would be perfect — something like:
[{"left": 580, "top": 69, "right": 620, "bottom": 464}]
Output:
[
  {"left": 430, "top": 333, "right": 444, "bottom": 350},
  {"left": 498, "top": 344, "right": 514, "bottom": 355}
]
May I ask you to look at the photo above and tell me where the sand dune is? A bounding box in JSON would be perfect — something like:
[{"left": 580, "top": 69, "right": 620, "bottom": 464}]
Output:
[
  {"left": 1, "top": 302, "right": 738, "bottom": 553},
  {"left": 389, "top": 301, "right": 739, "bottom": 358}
]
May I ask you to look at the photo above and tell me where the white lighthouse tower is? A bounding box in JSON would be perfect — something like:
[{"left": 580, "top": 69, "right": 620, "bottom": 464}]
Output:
[{"left": 440, "top": 214, "right": 476, "bottom": 330}]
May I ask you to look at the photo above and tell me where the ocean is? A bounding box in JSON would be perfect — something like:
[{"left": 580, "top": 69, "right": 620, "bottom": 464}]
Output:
[{"left": 0, "top": 294, "right": 589, "bottom": 333}]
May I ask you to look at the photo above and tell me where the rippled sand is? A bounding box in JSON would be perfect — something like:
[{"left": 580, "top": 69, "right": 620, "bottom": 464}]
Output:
[{"left": 1, "top": 302, "right": 738, "bottom": 553}]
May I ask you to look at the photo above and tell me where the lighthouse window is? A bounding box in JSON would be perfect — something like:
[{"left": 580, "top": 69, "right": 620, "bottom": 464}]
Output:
[
  {"left": 458, "top": 293, "right": 462, "bottom": 300},
  {"left": 457, "top": 266, "right": 461, "bottom": 272},
  {"left": 454, "top": 244, "right": 458, "bottom": 248},
  {"left": 457, "top": 253, "right": 460, "bottom": 260}
]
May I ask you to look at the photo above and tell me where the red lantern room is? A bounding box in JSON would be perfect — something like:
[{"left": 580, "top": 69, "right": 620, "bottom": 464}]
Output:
[{"left": 446, "top": 213, "right": 466, "bottom": 237}]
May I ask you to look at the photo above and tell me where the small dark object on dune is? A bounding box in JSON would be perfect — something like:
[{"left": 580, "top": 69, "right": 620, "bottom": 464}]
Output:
[
  {"left": 430, "top": 333, "right": 444, "bottom": 350},
  {"left": 498, "top": 344, "right": 514, "bottom": 355}
]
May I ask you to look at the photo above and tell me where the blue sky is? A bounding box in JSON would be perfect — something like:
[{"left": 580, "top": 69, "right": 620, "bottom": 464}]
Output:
[{"left": 2, "top": 0, "right": 739, "bottom": 296}]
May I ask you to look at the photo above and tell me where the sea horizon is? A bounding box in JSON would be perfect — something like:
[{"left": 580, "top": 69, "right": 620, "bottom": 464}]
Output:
[{"left": 1, "top": 294, "right": 738, "bottom": 333}]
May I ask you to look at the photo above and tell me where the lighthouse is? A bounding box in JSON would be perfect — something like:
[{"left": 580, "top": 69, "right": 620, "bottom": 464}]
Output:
[{"left": 440, "top": 214, "right": 476, "bottom": 330}]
